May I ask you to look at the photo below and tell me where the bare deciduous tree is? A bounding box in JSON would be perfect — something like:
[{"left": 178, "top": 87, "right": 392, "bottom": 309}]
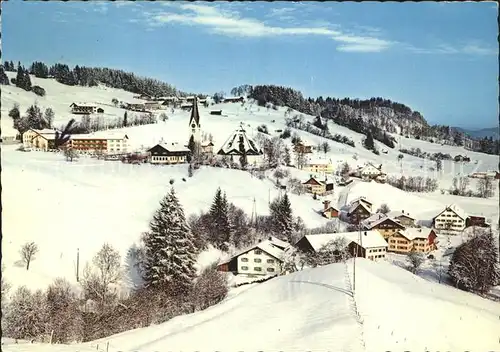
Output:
[
  {"left": 406, "top": 251, "right": 425, "bottom": 274},
  {"left": 304, "top": 237, "right": 351, "bottom": 267},
  {"left": 20, "top": 242, "right": 39, "bottom": 270},
  {"left": 377, "top": 203, "right": 391, "bottom": 214},
  {"left": 64, "top": 147, "right": 79, "bottom": 162},
  {"left": 476, "top": 177, "right": 495, "bottom": 198}
]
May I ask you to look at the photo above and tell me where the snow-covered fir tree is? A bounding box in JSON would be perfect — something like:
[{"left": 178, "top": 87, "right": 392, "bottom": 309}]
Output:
[
  {"left": 141, "top": 187, "right": 198, "bottom": 294},
  {"left": 269, "top": 193, "right": 294, "bottom": 242},
  {"left": 208, "top": 188, "right": 231, "bottom": 250}
]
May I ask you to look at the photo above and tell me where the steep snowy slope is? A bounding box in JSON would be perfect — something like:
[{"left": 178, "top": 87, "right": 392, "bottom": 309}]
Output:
[{"left": 3, "top": 260, "right": 499, "bottom": 352}]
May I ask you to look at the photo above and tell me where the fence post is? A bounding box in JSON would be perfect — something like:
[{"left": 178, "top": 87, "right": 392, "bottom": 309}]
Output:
[{"left": 106, "top": 341, "right": 109, "bottom": 352}]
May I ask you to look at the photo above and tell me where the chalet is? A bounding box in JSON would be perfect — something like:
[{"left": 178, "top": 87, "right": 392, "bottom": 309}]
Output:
[
  {"left": 223, "top": 96, "right": 244, "bottom": 103},
  {"left": 346, "top": 197, "right": 373, "bottom": 224},
  {"left": 127, "top": 103, "right": 146, "bottom": 112},
  {"left": 293, "top": 142, "right": 313, "bottom": 154},
  {"left": 144, "top": 101, "right": 163, "bottom": 110},
  {"left": 210, "top": 110, "right": 223, "bottom": 115},
  {"left": 321, "top": 200, "right": 339, "bottom": 219},
  {"left": 465, "top": 215, "right": 489, "bottom": 228},
  {"left": 181, "top": 103, "right": 193, "bottom": 111},
  {"left": 303, "top": 157, "right": 334, "bottom": 174},
  {"left": 69, "top": 133, "right": 130, "bottom": 155},
  {"left": 386, "top": 210, "right": 416, "bottom": 227},
  {"left": 295, "top": 231, "right": 388, "bottom": 261},
  {"left": 217, "top": 238, "right": 285, "bottom": 276},
  {"left": 23, "top": 129, "right": 61, "bottom": 150},
  {"left": 70, "top": 103, "right": 99, "bottom": 115},
  {"left": 302, "top": 176, "right": 334, "bottom": 196},
  {"left": 148, "top": 143, "right": 191, "bottom": 165},
  {"left": 388, "top": 227, "right": 437, "bottom": 254},
  {"left": 217, "top": 124, "right": 264, "bottom": 167},
  {"left": 432, "top": 204, "right": 467, "bottom": 232},
  {"left": 201, "top": 141, "right": 214, "bottom": 155},
  {"left": 357, "top": 163, "right": 384, "bottom": 180},
  {"left": 360, "top": 213, "right": 406, "bottom": 240}
]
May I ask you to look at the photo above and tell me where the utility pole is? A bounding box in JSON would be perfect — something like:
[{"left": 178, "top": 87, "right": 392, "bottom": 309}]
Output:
[{"left": 76, "top": 248, "right": 80, "bottom": 282}]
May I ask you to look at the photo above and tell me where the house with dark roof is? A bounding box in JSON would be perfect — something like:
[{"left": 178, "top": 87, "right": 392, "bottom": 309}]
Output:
[{"left": 148, "top": 143, "right": 191, "bottom": 165}]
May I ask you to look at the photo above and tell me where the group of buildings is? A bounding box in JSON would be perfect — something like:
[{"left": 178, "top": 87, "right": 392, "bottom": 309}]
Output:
[
  {"left": 217, "top": 197, "right": 490, "bottom": 278},
  {"left": 22, "top": 97, "right": 266, "bottom": 167}
]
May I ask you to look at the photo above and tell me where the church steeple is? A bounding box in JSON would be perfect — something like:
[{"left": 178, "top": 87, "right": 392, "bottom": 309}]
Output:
[{"left": 188, "top": 96, "right": 201, "bottom": 144}]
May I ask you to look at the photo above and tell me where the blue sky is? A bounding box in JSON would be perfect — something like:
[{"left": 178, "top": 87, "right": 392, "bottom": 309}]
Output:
[{"left": 3, "top": 1, "right": 498, "bottom": 129}]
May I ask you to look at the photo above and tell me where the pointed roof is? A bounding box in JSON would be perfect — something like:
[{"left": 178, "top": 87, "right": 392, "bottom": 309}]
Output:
[
  {"left": 217, "top": 123, "right": 263, "bottom": 156},
  {"left": 189, "top": 96, "right": 200, "bottom": 125}
]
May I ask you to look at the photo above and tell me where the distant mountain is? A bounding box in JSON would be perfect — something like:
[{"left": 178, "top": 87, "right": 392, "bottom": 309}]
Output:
[{"left": 454, "top": 127, "right": 499, "bottom": 140}]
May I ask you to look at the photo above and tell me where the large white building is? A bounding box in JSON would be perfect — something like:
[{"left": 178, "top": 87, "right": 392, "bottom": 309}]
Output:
[{"left": 433, "top": 204, "right": 467, "bottom": 232}]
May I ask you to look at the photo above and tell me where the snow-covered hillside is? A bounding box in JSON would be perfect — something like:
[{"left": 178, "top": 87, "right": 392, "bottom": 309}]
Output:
[
  {"left": 2, "top": 74, "right": 499, "bottom": 294},
  {"left": 3, "top": 260, "right": 500, "bottom": 352}
]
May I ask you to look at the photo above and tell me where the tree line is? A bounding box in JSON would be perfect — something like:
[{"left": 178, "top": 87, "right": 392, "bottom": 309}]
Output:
[{"left": 3, "top": 60, "right": 192, "bottom": 98}]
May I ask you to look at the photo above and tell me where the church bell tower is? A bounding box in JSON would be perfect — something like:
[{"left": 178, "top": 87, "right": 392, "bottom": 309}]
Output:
[{"left": 188, "top": 96, "right": 201, "bottom": 144}]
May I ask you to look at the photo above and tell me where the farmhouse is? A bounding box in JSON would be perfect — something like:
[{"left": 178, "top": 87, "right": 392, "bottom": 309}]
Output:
[
  {"left": 302, "top": 176, "right": 334, "bottom": 196},
  {"left": 387, "top": 227, "right": 437, "bottom": 254},
  {"left": 148, "top": 143, "right": 191, "bottom": 165},
  {"left": 354, "top": 163, "right": 384, "bottom": 180},
  {"left": 69, "top": 133, "right": 130, "bottom": 155},
  {"left": 303, "top": 157, "right": 334, "bottom": 174},
  {"left": 432, "top": 204, "right": 467, "bottom": 232},
  {"left": 127, "top": 103, "right": 146, "bottom": 112},
  {"left": 293, "top": 142, "right": 313, "bottom": 154},
  {"left": 70, "top": 103, "right": 101, "bottom": 114},
  {"left": 321, "top": 200, "right": 339, "bottom": 219},
  {"left": 144, "top": 101, "right": 163, "bottom": 110},
  {"left": 22, "top": 128, "right": 60, "bottom": 150},
  {"left": 360, "top": 213, "right": 406, "bottom": 240},
  {"left": 217, "top": 238, "right": 286, "bottom": 276},
  {"left": 295, "top": 231, "right": 388, "bottom": 261},
  {"left": 217, "top": 124, "right": 264, "bottom": 167},
  {"left": 346, "top": 197, "right": 373, "bottom": 224},
  {"left": 386, "top": 210, "right": 416, "bottom": 227},
  {"left": 223, "top": 96, "right": 244, "bottom": 103}
]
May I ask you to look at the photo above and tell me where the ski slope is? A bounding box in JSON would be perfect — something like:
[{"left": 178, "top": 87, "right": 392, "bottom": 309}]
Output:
[{"left": 2, "top": 259, "right": 499, "bottom": 352}]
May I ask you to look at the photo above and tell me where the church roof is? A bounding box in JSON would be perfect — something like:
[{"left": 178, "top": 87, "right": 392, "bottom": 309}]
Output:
[
  {"left": 217, "top": 124, "right": 263, "bottom": 156},
  {"left": 189, "top": 96, "right": 200, "bottom": 125}
]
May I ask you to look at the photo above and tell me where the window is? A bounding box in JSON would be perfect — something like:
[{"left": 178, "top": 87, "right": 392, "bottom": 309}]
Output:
[
  {"left": 241, "top": 266, "right": 248, "bottom": 270},
  {"left": 267, "top": 268, "right": 275, "bottom": 272},
  {"left": 254, "top": 267, "right": 262, "bottom": 271},
  {"left": 241, "top": 258, "right": 248, "bottom": 262},
  {"left": 266, "top": 259, "right": 274, "bottom": 264},
  {"left": 254, "top": 250, "right": 262, "bottom": 255},
  {"left": 254, "top": 258, "right": 262, "bottom": 263}
]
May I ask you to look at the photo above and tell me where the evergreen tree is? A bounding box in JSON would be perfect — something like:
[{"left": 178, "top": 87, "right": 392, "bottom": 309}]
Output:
[
  {"left": 25, "top": 105, "right": 47, "bottom": 130},
  {"left": 16, "top": 65, "right": 26, "bottom": 90},
  {"left": 44, "top": 108, "right": 55, "bottom": 129},
  {"left": 449, "top": 229, "right": 499, "bottom": 293},
  {"left": 123, "top": 111, "right": 128, "bottom": 127},
  {"left": 208, "top": 188, "right": 231, "bottom": 250},
  {"left": 269, "top": 194, "right": 294, "bottom": 242},
  {"left": 141, "top": 188, "right": 197, "bottom": 294},
  {"left": 363, "top": 130, "right": 375, "bottom": 151},
  {"left": 0, "top": 66, "right": 9, "bottom": 85}
]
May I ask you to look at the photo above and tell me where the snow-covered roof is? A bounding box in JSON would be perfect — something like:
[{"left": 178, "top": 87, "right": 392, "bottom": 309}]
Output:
[
  {"left": 347, "top": 198, "right": 372, "bottom": 214},
  {"left": 267, "top": 236, "right": 290, "bottom": 250},
  {"left": 37, "top": 133, "right": 56, "bottom": 140},
  {"left": 217, "top": 125, "right": 263, "bottom": 156},
  {"left": 223, "top": 239, "right": 286, "bottom": 264},
  {"left": 360, "top": 213, "right": 403, "bottom": 230},
  {"left": 386, "top": 211, "right": 415, "bottom": 221},
  {"left": 397, "top": 227, "right": 434, "bottom": 241},
  {"left": 304, "top": 231, "right": 388, "bottom": 252},
  {"left": 71, "top": 102, "right": 96, "bottom": 107},
  {"left": 307, "top": 157, "right": 333, "bottom": 165},
  {"left": 31, "top": 128, "right": 60, "bottom": 135},
  {"left": 70, "top": 133, "right": 128, "bottom": 140},
  {"left": 437, "top": 204, "right": 467, "bottom": 220},
  {"left": 158, "top": 142, "right": 191, "bottom": 153}
]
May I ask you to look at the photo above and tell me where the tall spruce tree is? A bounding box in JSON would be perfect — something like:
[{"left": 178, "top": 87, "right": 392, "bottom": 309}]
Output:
[
  {"left": 141, "top": 188, "right": 197, "bottom": 294},
  {"left": 363, "top": 130, "right": 375, "bottom": 151},
  {"left": 209, "top": 188, "right": 231, "bottom": 250},
  {"left": 269, "top": 193, "right": 294, "bottom": 242}
]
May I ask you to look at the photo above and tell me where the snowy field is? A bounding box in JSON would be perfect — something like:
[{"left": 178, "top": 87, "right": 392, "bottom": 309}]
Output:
[
  {"left": 2, "top": 75, "right": 499, "bottom": 351},
  {"left": 2, "top": 259, "right": 500, "bottom": 352}
]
